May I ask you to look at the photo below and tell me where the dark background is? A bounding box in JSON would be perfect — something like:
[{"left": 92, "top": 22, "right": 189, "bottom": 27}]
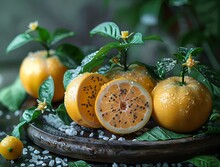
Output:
[{"left": 0, "top": 0, "right": 220, "bottom": 88}]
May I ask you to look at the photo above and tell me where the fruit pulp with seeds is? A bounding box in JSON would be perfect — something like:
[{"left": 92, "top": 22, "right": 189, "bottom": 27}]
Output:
[
  {"left": 64, "top": 73, "right": 108, "bottom": 128},
  {"left": 95, "top": 78, "right": 152, "bottom": 134}
]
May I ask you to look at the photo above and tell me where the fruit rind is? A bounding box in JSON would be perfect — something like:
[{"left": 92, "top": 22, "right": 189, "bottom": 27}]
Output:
[
  {"left": 19, "top": 50, "right": 67, "bottom": 102},
  {"left": 105, "top": 64, "right": 156, "bottom": 93},
  {"left": 0, "top": 136, "right": 23, "bottom": 160},
  {"left": 64, "top": 73, "right": 108, "bottom": 128},
  {"left": 152, "top": 76, "right": 213, "bottom": 133}
]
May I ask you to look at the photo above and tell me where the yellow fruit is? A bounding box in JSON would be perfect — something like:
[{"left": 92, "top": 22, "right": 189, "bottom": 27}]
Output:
[
  {"left": 95, "top": 78, "right": 152, "bottom": 134},
  {"left": 64, "top": 73, "right": 108, "bottom": 128},
  {"left": 19, "top": 50, "right": 67, "bottom": 102},
  {"left": 105, "top": 64, "right": 156, "bottom": 93},
  {"left": 0, "top": 136, "right": 23, "bottom": 160},
  {"left": 152, "top": 76, "right": 213, "bottom": 133}
]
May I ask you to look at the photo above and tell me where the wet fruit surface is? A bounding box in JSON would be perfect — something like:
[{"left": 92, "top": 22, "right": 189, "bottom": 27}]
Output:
[
  {"left": 64, "top": 73, "right": 108, "bottom": 128},
  {"left": 152, "top": 76, "right": 213, "bottom": 133},
  {"left": 105, "top": 64, "right": 156, "bottom": 93},
  {"left": 0, "top": 136, "right": 23, "bottom": 160},
  {"left": 19, "top": 50, "right": 67, "bottom": 102},
  {"left": 95, "top": 78, "right": 152, "bottom": 134}
]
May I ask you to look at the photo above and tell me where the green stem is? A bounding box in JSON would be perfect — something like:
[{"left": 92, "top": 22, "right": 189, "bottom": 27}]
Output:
[
  {"left": 120, "top": 49, "right": 128, "bottom": 71},
  {"left": 180, "top": 66, "right": 187, "bottom": 86},
  {"left": 40, "top": 42, "right": 51, "bottom": 57}
]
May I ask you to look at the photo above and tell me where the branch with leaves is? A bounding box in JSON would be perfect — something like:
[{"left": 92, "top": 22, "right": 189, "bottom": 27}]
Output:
[
  {"left": 6, "top": 21, "right": 84, "bottom": 68},
  {"left": 12, "top": 77, "right": 72, "bottom": 138}
]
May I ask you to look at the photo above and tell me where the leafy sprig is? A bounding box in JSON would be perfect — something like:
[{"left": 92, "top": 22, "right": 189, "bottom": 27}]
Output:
[
  {"left": 6, "top": 21, "right": 84, "bottom": 68},
  {"left": 12, "top": 76, "right": 71, "bottom": 138},
  {"left": 0, "top": 77, "right": 26, "bottom": 111},
  {"left": 63, "top": 22, "right": 162, "bottom": 88}
]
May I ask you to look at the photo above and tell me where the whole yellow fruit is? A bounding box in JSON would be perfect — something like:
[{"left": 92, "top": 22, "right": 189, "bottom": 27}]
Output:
[
  {"left": 19, "top": 50, "right": 67, "bottom": 102},
  {"left": 105, "top": 64, "right": 156, "bottom": 93},
  {"left": 152, "top": 76, "right": 212, "bottom": 133},
  {"left": 0, "top": 136, "right": 23, "bottom": 160}
]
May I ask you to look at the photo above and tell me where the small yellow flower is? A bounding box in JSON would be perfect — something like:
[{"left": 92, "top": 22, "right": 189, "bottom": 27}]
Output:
[
  {"left": 28, "top": 21, "right": 38, "bottom": 31},
  {"left": 182, "top": 54, "right": 199, "bottom": 69},
  {"left": 121, "top": 31, "right": 129, "bottom": 40},
  {"left": 37, "top": 99, "right": 47, "bottom": 113}
]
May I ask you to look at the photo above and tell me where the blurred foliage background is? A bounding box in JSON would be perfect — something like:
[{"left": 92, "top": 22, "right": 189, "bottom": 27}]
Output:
[{"left": 0, "top": 0, "right": 220, "bottom": 88}]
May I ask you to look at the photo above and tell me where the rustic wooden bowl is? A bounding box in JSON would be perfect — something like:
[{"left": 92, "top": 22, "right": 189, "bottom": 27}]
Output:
[{"left": 26, "top": 115, "right": 220, "bottom": 164}]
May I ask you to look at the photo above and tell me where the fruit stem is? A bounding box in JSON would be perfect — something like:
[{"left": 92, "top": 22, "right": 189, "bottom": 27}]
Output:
[
  {"left": 40, "top": 42, "right": 51, "bottom": 57},
  {"left": 120, "top": 49, "right": 128, "bottom": 71},
  {"left": 8, "top": 148, "right": 13, "bottom": 152},
  {"left": 180, "top": 66, "right": 187, "bottom": 86}
]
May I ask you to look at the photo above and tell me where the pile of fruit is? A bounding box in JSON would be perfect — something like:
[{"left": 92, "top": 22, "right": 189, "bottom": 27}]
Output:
[{"left": 1, "top": 21, "right": 219, "bottom": 161}]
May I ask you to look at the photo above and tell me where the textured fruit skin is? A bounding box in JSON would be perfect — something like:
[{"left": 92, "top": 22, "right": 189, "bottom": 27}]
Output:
[
  {"left": 0, "top": 136, "right": 23, "bottom": 160},
  {"left": 64, "top": 73, "right": 108, "bottom": 128},
  {"left": 152, "top": 76, "right": 212, "bottom": 133},
  {"left": 95, "top": 78, "right": 152, "bottom": 134},
  {"left": 19, "top": 50, "right": 67, "bottom": 102},
  {"left": 105, "top": 64, "right": 156, "bottom": 93}
]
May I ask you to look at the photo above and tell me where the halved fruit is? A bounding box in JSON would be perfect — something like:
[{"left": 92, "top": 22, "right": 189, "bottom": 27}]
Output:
[
  {"left": 95, "top": 78, "right": 152, "bottom": 134},
  {"left": 64, "top": 73, "right": 108, "bottom": 128}
]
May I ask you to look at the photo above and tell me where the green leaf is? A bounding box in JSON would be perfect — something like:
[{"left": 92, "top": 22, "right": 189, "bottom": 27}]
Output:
[
  {"left": 178, "top": 47, "right": 188, "bottom": 56},
  {"left": 173, "top": 53, "right": 185, "bottom": 63},
  {"left": 145, "top": 64, "right": 161, "bottom": 80},
  {"left": 38, "top": 76, "right": 54, "bottom": 105},
  {"left": 142, "top": 35, "right": 163, "bottom": 42},
  {"left": 56, "top": 103, "right": 72, "bottom": 125},
  {"left": 195, "top": 65, "right": 220, "bottom": 88},
  {"left": 0, "top": 77, "right": 26, "bottom": 111},
  {"left": 209, "top": 110, "right": 220, "bottom": 122},
  {"left": 82, "top": 51, "right": 106, "bottom": 73},
  {"left": 21, "top": 107, "right": 41, "bottom": 123},
  {"left": 63, "top": 66, "right": 82, "bottom": 89},
  {"left": 68, "top": 160, "right": 91, "bottom": 167},
  {"left": 186, "top": 47, "right": 203, "bottom": 58},
  {"left": 128, "top": 33, "right": 144, "bottom": 44},
  {"left": 6, "top": 33, "right": 35, "bottom": 53},
  {"left": 11, "top": 120, "right": 27, "bottom": 139},
  {"left": 136, "top": 126, "right": 191, "bottom": 141},
  {"left": 56, "top": 43, "right": 84, "bottom": 68},
  {"left": 90, "top": 22, "right": 120, "bottom": 40},
  {"left": 203, "top": 125, "right": 220, "bottom": 135},
  {"left": 156, "top": 58, "right": 177, "bottom": 78},
  {"left": 36, "top": 26, "right": 51, "bottom": 43},
  {"left": 186, "top": 155, "right": 220, "bottom": 167},
  {"left": 50, "top": 29, "right": 74, "bottom": 45}
]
